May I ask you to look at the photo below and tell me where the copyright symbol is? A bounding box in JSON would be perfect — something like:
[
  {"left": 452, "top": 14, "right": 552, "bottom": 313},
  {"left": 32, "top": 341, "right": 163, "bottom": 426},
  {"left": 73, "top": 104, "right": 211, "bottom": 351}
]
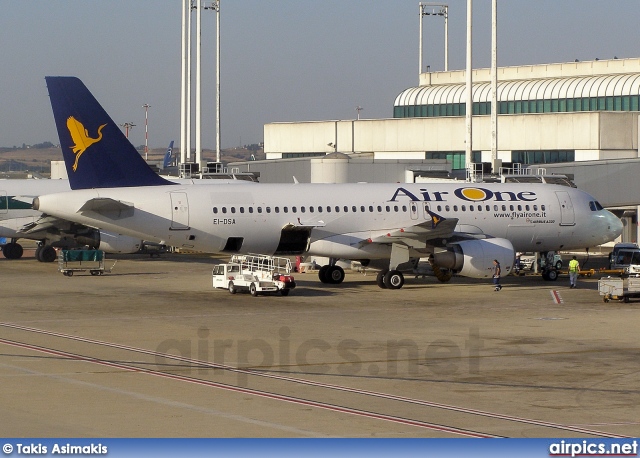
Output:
[{"left": 2, "top": 444, "right": 13, "bottom": 454}]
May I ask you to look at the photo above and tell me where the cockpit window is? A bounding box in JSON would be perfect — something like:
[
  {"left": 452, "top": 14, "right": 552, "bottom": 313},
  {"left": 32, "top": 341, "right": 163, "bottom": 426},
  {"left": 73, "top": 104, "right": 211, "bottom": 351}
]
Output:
[{"left": 589, "top": 201, "right": 604, "bottom": 211}]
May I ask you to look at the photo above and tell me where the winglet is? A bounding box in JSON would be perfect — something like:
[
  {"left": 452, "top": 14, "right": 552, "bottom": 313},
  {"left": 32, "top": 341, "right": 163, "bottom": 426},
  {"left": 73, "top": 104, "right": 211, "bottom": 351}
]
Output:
[
  {"left": 425, "top": 208, "right": 446, "bottom": 229},
  {"left": 45, "top": 76, "right": 173, "bottom": 190}
]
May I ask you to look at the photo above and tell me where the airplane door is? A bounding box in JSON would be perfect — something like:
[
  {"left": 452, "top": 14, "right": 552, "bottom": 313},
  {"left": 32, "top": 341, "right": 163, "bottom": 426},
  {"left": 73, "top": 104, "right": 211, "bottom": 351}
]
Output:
[
  {"left": 555, "top": 191, "right": 575, "bottom": 226},
  {"left": 170, "top": 192, "right": 190, "bottom": 230},
  {"left": 410, "top": 202, "right": 418, "bottom": 220}
]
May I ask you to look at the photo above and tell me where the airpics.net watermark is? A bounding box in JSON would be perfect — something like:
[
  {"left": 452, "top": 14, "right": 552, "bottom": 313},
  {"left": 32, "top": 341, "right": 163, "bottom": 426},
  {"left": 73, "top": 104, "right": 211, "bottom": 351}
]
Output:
[{"left": 155, "top": 326, "right": 484, "bottom": 386}]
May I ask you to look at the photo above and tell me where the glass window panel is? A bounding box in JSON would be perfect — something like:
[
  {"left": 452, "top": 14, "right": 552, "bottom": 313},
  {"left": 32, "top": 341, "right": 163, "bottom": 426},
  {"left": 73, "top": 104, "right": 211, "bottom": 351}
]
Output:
[
  {"left": 622, "top": 96, "right": 630, "bottom": 111},
  {"left": 606, "top": 97, "right": 614, "bottom": 110}
]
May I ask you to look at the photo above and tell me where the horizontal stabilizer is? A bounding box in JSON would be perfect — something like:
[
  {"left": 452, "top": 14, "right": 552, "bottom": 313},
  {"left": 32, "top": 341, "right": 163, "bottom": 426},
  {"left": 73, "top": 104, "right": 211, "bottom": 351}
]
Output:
[{"left": 78, "top": 198, "right": 134, "bottom": 217}]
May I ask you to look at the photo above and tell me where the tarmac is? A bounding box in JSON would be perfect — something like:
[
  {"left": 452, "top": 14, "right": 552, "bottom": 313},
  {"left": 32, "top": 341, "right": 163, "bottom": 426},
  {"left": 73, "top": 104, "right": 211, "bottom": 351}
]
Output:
[{"left": 1, "top": 248, "right": 638, "bottom": 438}]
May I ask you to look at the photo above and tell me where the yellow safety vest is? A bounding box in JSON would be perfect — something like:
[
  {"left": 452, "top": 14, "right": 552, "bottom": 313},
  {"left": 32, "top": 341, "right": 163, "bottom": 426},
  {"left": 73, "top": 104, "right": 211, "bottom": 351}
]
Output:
[{"left": 569, "top": 259, "right": 579, "bottom": 272}]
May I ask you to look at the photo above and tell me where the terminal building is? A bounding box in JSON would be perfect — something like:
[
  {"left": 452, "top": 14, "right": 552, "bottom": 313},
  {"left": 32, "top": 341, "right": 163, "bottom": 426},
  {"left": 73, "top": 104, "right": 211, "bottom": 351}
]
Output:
[{"left": 234, "top": 57, "right": 640, "bottom": 243}]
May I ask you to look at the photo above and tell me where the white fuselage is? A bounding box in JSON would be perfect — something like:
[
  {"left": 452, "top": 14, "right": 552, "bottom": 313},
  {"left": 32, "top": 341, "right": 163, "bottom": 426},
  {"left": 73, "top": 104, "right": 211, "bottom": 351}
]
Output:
[{"left": 33, "top": 182, "right": 622, "bottom": 260}]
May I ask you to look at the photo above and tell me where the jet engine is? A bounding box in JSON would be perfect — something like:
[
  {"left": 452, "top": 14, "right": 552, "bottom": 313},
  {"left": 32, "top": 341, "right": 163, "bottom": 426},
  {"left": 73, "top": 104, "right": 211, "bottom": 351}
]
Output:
[
  {"left": 431, "top": 238, "right": 514, "bottom": 278},
  {"left": 76, "top": 230, "right": 142, "bottom": 254}
]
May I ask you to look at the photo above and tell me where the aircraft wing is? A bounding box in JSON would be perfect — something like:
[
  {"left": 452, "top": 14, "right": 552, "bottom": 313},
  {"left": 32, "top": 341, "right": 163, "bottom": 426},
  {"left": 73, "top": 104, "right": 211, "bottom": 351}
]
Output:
[
  {"left": 20, "top": 215, "right": 73, "bottom": 235},
  {"left": 366, "top": 209, "right": 458, "bottom": 248}
]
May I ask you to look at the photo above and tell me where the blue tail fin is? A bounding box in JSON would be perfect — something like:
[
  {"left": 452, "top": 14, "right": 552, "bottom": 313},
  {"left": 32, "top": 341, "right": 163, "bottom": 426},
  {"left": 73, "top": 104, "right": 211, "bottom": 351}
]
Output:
[
  {"left": 45, "top": 76, "right": 173, "bottom": 189},
  {"left": 162, "top": 141, "right": 175, "bottom": 169}
]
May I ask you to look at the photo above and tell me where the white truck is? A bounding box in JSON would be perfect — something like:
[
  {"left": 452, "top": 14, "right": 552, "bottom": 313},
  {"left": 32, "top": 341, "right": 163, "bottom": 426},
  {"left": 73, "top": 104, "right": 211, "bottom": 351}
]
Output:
[{"left": 212, "top": 254, "right": 296, "bottom": 296}]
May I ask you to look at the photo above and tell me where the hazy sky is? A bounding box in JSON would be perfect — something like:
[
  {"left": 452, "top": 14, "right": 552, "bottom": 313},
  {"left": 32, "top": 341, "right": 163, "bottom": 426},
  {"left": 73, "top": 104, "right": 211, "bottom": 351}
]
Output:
[{"left": 1, "top": 0, "right": 638, "bottom": 150}]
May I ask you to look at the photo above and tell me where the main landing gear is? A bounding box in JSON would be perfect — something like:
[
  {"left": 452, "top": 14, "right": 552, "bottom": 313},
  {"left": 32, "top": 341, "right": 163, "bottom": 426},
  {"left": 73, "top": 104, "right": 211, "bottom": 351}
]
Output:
[
  {"left": 375, "top": 269, "right": 405, "bottom": 289},
  {"left": 318, "top": 260, "right": 345, "bottom": 285},
  {"left": 2, "top": 239, "right": 24, "bottom": 260},
  {"left": 35, "top": 243, "right": 57, "bottom": 263}
]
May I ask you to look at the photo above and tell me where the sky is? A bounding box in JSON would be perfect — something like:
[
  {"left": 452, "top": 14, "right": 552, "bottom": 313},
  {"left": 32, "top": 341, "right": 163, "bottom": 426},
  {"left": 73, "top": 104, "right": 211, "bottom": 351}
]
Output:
[{"left": 1, "top": 0, "right": 639, "bottom": 151}]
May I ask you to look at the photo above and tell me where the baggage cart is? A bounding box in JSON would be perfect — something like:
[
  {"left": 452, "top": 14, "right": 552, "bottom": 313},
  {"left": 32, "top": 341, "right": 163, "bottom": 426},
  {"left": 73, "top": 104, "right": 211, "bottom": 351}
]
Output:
[
  {"left": 599, "top": 276, "right": 640, "bottom": 303},
  {"left": 58, "top": 249, "right": 116, "bottom": 276}
]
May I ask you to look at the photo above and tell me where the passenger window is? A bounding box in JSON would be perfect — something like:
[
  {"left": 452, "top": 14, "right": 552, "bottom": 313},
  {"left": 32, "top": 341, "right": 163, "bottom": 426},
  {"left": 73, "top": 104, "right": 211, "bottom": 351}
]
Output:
[
  {"left": 352, "top": 206, "right": 357, "bottom": 212},
  {"left": 309, "top": 206, "right": 314, "bottom": 213},
  {"left": 394, "top": 205, "right": 399, "bottom": 212},
  {"left": 335, "top": 206, "right": 340, "bottom": 212},
  {"left": 257, "top": 207, "right": 262, "bottom": 213},
  {"left": 541, "top": 205, "right": 546, "bottom": 211},
  {"left": 453, "top": 205, "right": 458, "bottom": 212},
  {"left": 445, "top": 205, "right": 450, "bottom": 212},
  {"left": 462, "top": 205, "right": 466, "bottom": 211},
  {"left": 509, "top": 205, "right": 514, "bottom": 211},
  {"left": 502, "top": 205, "right": 506, "bottom": 211},
  {"left": 361, "top": 206, "right": 365, "bottom": 212},
  {"left": 301, "top": 207, "right": 305, "bottom": 213},
  {"left": 377, "top": 205, "right": 382, "bottom": 212},
  {"left": 525, "top": 205, "right": 530, "bottom": 211},
  {"left": 486, "top": 205, "right": 491, "bottom": 211},
  {"left": 240, "top": 207, "right": 245, "bottom": 214},
  {"left": 344, "top": 206, "right": 349, "bottom": 212},
  {"left": 437, "top": 205, "right": 442, "bottom": 212},
  {"left": 402, "top": 205, "right": 407, "bottom": 212},
  {"left": 326, "top": 207, "right": 331, "bottom": 213},
  {"left": 231, "top": 207, "right": 236, "bottom": 213},
  {"left": 385, "top": 205, "right": 390, "bottom": 212},
  {"left": 369, "top": 206, "right": 374, "bottom": 212},
  {"left": 213, "top": 207, "right": 218, "bottom": 214},
  {"left": 249, "top": 207, "right": 254, "bottom": 214},
  {"left": 292, "top": 206, "right": 297, "bottom": 213},
  {"left": 518, "top": 205, "right": 522, "bottom": 211},
  {"left": 222, "top": 207, "right": 227, "bottom": 214},
  {"left": 533, "top": 205, "right": 538, "bottom": 211},
  {"left": 275, "top": 207, "right": 280, "bottom": 213}
]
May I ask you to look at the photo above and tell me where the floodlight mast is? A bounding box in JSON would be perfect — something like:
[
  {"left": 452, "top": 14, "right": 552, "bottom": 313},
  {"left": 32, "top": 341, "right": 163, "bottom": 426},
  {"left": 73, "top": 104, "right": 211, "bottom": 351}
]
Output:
[{"left": 418, "top": 2, "right": 448, "bottom": 75}]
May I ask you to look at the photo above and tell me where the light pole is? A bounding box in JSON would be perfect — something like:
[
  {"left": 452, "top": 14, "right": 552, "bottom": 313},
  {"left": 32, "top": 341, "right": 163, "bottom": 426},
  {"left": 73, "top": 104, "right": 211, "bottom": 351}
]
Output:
[
  {"left": 419, "top": 2, "right": 448, "bottom": 75},
  {"left": 120, "top": 122, "right": 135, "bottom": 139},
  {"left": 142, "top": 103, "right": 151, "bottom": 160}
]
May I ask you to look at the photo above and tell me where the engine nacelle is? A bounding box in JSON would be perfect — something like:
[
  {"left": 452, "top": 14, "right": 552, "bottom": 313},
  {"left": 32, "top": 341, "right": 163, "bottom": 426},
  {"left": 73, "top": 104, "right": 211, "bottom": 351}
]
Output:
[
  {"left": 432, "top": 238, "right": 515, "bottom": 278},
  {"left": 76, "top": 230, "right": 142, "bottom": 254}
]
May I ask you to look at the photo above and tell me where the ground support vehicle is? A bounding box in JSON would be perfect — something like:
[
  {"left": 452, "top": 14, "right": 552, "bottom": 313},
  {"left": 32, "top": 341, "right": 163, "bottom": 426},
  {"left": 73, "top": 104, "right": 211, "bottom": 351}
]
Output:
[
  {"left": 212, "top": 254, "right": 296, "bottom": 296},
  {"left": 58, "top": 249, "right": 116, "bottom": 276},
  {"left": 599, "top": 276, "right": 640, "bottom": 303}
]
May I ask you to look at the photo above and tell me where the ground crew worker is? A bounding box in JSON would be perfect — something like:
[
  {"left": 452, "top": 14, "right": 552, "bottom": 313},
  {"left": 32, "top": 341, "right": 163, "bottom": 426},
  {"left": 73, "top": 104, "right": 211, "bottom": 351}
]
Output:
[
  {"left": 568, "top": 256, "right": 580, "bottom": 289},
  {"left": 492, "top": 259, "right": 502, "bottom": 291}
]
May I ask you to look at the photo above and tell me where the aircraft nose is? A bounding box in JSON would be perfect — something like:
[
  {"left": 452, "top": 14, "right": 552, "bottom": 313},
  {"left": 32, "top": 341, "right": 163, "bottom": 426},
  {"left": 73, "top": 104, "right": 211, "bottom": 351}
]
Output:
[{"left": 607, "top": 210, "right": 624, "bottom": 239}]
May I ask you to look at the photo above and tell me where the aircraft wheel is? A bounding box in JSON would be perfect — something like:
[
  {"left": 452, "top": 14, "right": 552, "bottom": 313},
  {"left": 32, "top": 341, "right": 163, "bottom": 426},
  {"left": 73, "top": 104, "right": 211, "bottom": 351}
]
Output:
[
  {"left": 39, "top": 246, "right": 57, "bottom": 263},
  {"left": 3, "top": 243, "right": 23, "bottom": 260},
  {"left": 280, "top": 289, "right": 290, "bottom": 296},
  {"left": 250, "top": 283, "right": 258, "bottom": 296},
  {"left": 376, "top": 270, "right": 388, "bottom": 289},
  {"left": 384, "top": 270, "right": 405, "bottom": 289},
  {"left": 2, "top": 243, "right": 14, "bottom": 259},
  {"left": 318, "top": 265, "right": 330, "bottom": 283},
  {"left": 327, "top": 265, "right": 345, "bottom": 284},
  {"left": 228, "top": 281, "right": 236, "bottom": 294}
]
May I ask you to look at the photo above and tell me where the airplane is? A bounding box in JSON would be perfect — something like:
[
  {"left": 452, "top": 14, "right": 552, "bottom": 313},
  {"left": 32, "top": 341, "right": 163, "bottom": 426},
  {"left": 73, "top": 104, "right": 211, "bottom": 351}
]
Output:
[
  {"left": 1, "top": 175, "right": 253, "bottom": 262},
  {"left": 31, "top": 76, "right": 623, "bottom": 289}
]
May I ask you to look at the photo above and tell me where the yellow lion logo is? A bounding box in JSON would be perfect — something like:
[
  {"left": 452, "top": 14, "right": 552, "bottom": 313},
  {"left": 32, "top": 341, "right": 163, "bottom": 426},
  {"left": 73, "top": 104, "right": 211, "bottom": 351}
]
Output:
[{"left": 66, "top": 117, "right": 107, "bottom": 171}]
